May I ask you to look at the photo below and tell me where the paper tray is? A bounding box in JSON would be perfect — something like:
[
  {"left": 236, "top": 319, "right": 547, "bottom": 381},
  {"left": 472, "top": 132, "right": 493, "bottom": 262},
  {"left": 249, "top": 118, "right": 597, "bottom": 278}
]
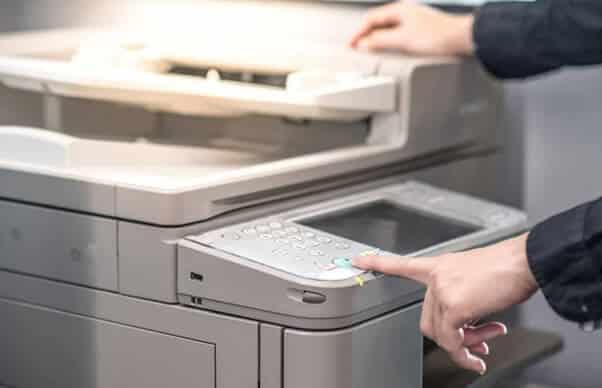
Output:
[{"left": 0, "top": 55, "right": 397, "bottom": 121}]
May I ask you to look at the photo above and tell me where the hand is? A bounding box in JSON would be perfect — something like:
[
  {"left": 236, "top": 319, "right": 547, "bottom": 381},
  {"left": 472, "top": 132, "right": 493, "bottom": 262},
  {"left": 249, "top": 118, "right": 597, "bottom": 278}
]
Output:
[
  {"left": 349, "top": 1, "right": 475, "bottom": 56},
  {"left": 353, "top": 233, "right": 539, "bottom": 374}
]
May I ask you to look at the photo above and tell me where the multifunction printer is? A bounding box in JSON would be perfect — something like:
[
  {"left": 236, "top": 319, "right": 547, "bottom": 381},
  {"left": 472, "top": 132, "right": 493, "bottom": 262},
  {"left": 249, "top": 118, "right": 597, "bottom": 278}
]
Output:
[{"left": 0, "top": 2, "right": 538, "bottom": 388}]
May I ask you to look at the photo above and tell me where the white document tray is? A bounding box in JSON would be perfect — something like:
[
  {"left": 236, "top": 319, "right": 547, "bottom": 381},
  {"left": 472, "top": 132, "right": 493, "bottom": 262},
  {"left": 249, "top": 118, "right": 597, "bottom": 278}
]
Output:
[{"left": 0, "top": 55, "right": 396, "bottom": 121}]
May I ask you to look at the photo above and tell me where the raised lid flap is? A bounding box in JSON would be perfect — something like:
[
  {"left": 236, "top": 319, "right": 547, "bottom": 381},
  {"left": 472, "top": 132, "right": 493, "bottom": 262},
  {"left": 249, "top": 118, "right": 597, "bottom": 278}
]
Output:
[{"left": 0, "top": 54, "right": 396, "bottom": 121}]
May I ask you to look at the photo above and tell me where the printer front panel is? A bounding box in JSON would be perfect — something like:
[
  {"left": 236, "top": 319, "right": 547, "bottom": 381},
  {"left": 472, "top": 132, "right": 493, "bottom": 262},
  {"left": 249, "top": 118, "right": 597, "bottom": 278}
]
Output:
[
  {"left": 283, "top": 304, "right": 423, "bottom": 388},
  {"left": 0, "top": 198, "right": 118, "bottom": 291},
  {"left": 176, "top": 181, "right": 526, "bottom": 330},
  {"left": 0, "top": 296, "right": 217, "bottom": 388}
]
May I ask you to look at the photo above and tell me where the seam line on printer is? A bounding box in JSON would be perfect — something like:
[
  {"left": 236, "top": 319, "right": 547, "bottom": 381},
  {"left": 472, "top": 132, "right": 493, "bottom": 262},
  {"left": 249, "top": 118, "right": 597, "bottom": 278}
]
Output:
[
  {"left": 116, "top": 221, "right": 120, "bottom": 292},
  {"left": 214, "top": 143, "right": 498, "bottom": 207},
  {"left": 190, "top": 294, "right": 425, "bottom": 333},
  {"left": 257, "top": 324, "right": 261, "bottom": 388},
  {"left": 280, "top": 326, "right": 285, "bottom": 388},
  {"left": 0, "top": 144, "right": 498, "bottom": 229},
  {"left": 0, "top": 271, "right": 424, "bottom": 334},
  {"left": 0, "top": 294, "right": 218, "bottom": 347}
]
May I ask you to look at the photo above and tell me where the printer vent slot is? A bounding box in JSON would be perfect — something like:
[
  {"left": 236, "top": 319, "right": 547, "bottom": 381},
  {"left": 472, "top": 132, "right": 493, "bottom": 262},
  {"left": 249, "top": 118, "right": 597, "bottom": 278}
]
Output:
[{"left": 168, "top": 65, "right": 288, "bottom": 88}]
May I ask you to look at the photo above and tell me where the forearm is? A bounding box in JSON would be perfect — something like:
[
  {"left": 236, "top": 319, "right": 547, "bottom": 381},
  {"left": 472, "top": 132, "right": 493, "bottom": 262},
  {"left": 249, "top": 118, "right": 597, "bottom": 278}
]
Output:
[
  {"left": 527, "top": 197, "right": 602, "bottom": 324},
  {"left": 473, "top": 0, "right": 602, "bottom": 79}
]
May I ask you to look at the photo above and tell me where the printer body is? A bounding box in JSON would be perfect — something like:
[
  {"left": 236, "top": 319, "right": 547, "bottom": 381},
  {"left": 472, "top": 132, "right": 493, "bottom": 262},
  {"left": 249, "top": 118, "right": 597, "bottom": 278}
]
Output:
[{"left": 0, "top": 2, "right": 526, "bottom": 388}]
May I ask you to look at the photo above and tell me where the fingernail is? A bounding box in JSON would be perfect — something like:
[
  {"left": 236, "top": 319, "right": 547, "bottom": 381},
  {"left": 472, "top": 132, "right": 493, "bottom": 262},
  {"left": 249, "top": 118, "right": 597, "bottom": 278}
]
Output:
[
  {"left": 482, "top": 342, "right": 490, "bottom": 355},
  {"left": 478, "top": 359, "right": 487, "bottom": 375},
  {"left": 495, "top": 322, "right": 509, "bottom": 335},
  {"left": 465, "top": 349, "right": 487, "bottom": 375}
]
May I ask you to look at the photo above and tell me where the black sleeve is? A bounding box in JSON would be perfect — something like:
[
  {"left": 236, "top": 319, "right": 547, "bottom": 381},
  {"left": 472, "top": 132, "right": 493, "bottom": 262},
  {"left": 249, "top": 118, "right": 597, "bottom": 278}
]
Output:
[
  {"left": 473, "top": 0, "right": 602, "bottom": 79},
  {"left": 527, "top": 198, "right": 602, "bottom": 323}
]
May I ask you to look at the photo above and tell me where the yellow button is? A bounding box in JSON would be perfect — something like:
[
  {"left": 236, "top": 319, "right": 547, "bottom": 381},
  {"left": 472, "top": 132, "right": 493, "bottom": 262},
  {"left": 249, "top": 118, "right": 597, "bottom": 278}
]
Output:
[
  {"left": 359, "top": 250, "right": 380, "bottom": 257},
  {"left": 355, "top": 276, "right": 365, "bottom": 287}
]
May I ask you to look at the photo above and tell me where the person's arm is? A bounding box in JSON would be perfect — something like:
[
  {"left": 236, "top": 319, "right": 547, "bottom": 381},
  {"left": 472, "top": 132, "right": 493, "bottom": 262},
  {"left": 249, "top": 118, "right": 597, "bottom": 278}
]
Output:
[
  {"left": 528, "top": 198, "right": 602, "bottom": 325},
  {"left": 474, "top": 0, "right": 602, "bottom": 79},
  {"left": 350, "top": 1, "right": 602, "bottom": 79},
  {"left": 353, "top": 197, "right": 602, "bottom": 373},
  {"left": 353, "top": 234, "right": 539, "bottom": 374}
]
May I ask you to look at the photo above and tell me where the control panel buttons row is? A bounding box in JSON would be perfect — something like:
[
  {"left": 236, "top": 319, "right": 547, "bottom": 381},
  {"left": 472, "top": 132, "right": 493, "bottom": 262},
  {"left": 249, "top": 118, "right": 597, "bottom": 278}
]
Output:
[
  {"left": 242, "top": 224, "right": 300, "bottom": 235},
  {"left": 210, "top": 220, "right": 379, "bottom": 280},
  {"left": 270, "top": 246, "right": 379, "bottom": 273},
  {"left": 238, "top": 223, "right": 349, "bottom": 251}
]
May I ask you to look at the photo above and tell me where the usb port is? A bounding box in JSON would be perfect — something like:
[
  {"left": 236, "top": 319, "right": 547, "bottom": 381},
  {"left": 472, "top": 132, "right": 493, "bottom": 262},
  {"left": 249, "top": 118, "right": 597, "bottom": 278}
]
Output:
[{"left": 190, "top": 272, "right": 204, "bottom": 282}]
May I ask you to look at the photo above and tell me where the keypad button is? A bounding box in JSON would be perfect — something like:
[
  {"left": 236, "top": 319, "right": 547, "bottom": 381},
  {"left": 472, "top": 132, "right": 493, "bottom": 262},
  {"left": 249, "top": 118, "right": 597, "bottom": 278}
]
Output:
[
  {"left": 309, "top": 249, "right": 324, "bottom": 256},
  {"left": 359, "top": 250, "right": 380, "bottom": 257},
  {"left": 306, "top": 240, "right": 320, "bottom": 247},
  {"left": 260, "top": 234, "right": 273, "bottom": 240},
  {"left": 276, "top": 238, "right": 290, "bottom": 245},
  {"left": 273, "top": 230, "right": 287, "bottom": 237},
  {"left": 335, "top": 243, "right": 350, "bottom": 249},
  {"left": 293, "top": 243, "right": 307, "bottom": 250},
  {"left": 273, "top": 248, "right": 289, "bottom": 256},
  {"left": 285, "top": 227, "right": 299, "bottom": 234},
  {"left": 270, "top": 222, "right": 283, "bottom": 229},
  {"left": 319, "top": 263, "right": 338, "bottom": 271},
  {"left": 242, "top": 228, "right": 257, "bottom": 235},
  {"left": 290, "top": 235, "right": 303, "bottom": 241},
  {"left": 333, "top": 257, "right": 353, "bottom": 269},
  {"left": 303, "top": 232, "right": 316, "bottom": 238},
  {"left": 257, "top": 225, "right": 271, "bottom": 233},
  {"left": 317, "top": 236, "right": 332, "bottom": 244}
]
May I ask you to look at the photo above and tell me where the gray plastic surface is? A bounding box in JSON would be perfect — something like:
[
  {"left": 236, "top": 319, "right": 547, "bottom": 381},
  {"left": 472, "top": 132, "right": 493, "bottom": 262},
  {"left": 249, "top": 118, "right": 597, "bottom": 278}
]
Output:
[
  {"left": 189, "top": 181, "right": 526, "bottom": 282},
  {"left": 0, "top": 199, "right": 118, "bottom": 290},
  {"left": 0, "top": 270, "right": 259, "bottom": 388},
  {"left": 0, "top": 298, "right": 215, "bottom": 388},
  {"left": 178, "top": 239, "right": 425, "bottom": 329},
  {"left": 0, "top": 167, "right": 115, "bottom": 216},
  {"left": 0, "top": 57, "right": 499, "bottom": 226},
  {"left": 118, "top": 221, "right": 180, "bottom": 302},
  {"left": 177, "top": 180, "right": 526, "bottom": 329},
  {"left": 260, "top": 324, "right": 283, "bottom": 388},
  {"left": 284, "top": 304, "right": 423, "bottom": 388}
]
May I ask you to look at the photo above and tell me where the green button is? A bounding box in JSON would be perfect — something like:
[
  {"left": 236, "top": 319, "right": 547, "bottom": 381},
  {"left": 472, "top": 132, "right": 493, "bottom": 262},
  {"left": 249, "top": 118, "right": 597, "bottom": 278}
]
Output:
[{"left": 333, "top": 258, "right": 353, "bottom": 269}]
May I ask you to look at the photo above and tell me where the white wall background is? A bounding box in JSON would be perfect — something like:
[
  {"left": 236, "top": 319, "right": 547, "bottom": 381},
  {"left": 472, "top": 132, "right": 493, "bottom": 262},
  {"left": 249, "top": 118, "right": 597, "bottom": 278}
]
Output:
[
  {"left": 520, "top": 67, "right": 602, "bottom": 388},
  {"left": 0, "top": 3, "right": 20, "bottom": 32},
  {"left": 1, "top": 1, "right": 601, "bottom": 387}
]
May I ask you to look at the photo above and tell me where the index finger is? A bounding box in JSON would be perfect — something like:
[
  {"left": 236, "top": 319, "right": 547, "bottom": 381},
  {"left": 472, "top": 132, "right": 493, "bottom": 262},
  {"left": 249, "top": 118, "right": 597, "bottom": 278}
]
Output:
[
  {"left": 349, "top": 5, "right": 403, "bottom": 47},
  {"left": 352, "top": 255, "right": 436, "bottom": 284}
]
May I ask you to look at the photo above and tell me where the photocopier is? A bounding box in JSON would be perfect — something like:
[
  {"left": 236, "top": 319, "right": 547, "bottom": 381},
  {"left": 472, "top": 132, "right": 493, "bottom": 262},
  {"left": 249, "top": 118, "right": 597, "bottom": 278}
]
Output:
[{"left": 0, "top": 2, "right": 543, "bottom": 388}]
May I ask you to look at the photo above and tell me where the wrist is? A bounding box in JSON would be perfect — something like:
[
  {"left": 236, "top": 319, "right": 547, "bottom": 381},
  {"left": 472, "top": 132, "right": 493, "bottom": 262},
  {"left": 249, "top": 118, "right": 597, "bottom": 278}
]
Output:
[
  {"left": 508, "top": 233, "right": 539, "bottom": 295},
  {"left": 449, "top": 14, "right": 476, "bottom": 56}
]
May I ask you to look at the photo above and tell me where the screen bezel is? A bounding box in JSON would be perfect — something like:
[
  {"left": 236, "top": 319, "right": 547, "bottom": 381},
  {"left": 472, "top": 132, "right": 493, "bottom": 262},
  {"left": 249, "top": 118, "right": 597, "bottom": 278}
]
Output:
[
  {"left": 297, "top": 199, "right": 481, "bottom": 231},
  {"left": 286, "top": 195, "right": 485, "bottom": 256}
]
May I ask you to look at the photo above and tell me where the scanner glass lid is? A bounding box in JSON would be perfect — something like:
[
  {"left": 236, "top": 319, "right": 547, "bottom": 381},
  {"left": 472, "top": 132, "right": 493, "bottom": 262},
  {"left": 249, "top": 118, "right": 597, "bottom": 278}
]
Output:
[{"left": 299, "top": 201, "right": 482, "bottom": 255}]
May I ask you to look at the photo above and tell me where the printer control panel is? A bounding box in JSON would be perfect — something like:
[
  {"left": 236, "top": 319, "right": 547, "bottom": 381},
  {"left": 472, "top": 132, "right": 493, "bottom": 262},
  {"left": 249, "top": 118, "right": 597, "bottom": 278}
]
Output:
[
  {"left": 187, "top": 181, "right": 527, "bottom": 282},
  {"left": 189, "top": 220, "right": 375, "bottom": 281}
]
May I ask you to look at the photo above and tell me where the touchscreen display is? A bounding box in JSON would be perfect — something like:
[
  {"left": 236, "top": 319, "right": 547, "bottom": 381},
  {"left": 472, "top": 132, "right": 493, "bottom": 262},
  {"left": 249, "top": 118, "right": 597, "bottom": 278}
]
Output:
[{"left": 300, "top": 201, "right": 481, "bottom": 255}]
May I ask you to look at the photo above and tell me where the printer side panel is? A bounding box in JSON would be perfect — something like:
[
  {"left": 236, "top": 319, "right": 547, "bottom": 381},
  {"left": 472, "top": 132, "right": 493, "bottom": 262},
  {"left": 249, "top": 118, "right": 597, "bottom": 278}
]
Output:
[
  {"left": 0, "top": 199, "right": 119, "bottom": 291},
  {"left": 0, "top": 270, "right": 260, "bottom": 388},
  {"left": 0, "top": 297, "right": 216, "bottom": 388},
  {"left": 283, "top": 304, "right": 423, "bottom": 388}
]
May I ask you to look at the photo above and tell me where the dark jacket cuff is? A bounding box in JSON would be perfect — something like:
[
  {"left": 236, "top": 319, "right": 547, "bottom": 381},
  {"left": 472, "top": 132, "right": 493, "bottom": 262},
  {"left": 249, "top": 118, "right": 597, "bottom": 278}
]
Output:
[
  {"left": 473, "top": 2, "right": 557, "bottom": 79},
  {"left": 527, "top": 201, "right": 602, "bottom": 323}
]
